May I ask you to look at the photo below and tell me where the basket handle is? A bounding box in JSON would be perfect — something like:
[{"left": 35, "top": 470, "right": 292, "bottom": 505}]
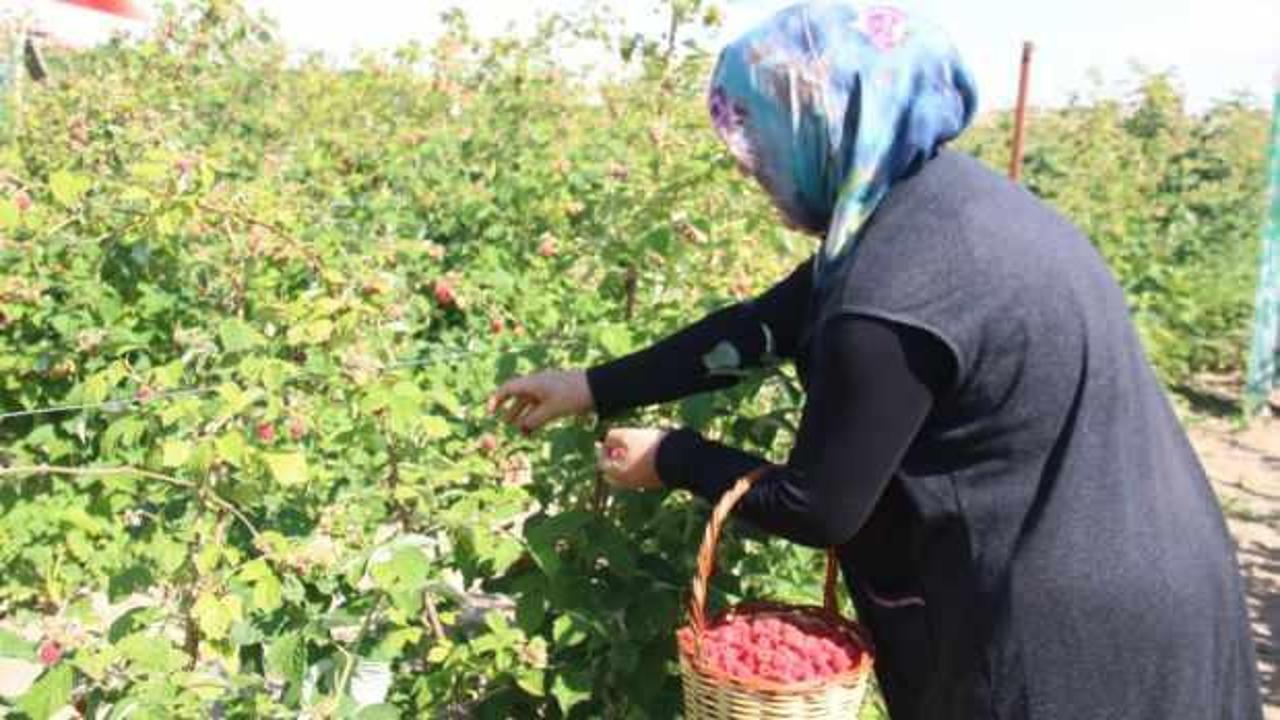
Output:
[{"left": 688, "top": 465, "right": 843, "bottom": 635}]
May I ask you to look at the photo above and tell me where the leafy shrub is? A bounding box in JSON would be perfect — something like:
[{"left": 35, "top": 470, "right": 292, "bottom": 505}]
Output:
[{"left": 0, "top": 1, "right": 1266, "bottom": 717}]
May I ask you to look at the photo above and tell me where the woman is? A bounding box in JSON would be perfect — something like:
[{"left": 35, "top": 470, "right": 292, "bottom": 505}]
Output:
[{"left": 489, "top": 3, "right": 1263, "bottom": 718}]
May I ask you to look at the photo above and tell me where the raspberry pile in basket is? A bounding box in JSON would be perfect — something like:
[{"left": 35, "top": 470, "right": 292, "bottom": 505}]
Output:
[{"left": 678, "top": 614, "right": 864, "bottom": 683}]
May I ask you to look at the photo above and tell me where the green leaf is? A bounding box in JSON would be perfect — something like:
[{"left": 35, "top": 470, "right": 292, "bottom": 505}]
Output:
[
  {"left": 192, "top": 593, "right": 243, "bottom": 641},
  {"left": 117, "top": 633, "right": 187, "bottom": 674},
  {"left": 387, "top": 380, "right": 423, "bottom": 433},
  {"left": 369, "top": 546, "right": 429, "bottom": 595},
  {"left": 0, "top": 198, "right": 19, "bottom": 228},
  {"left": 265, "top": 631, "right": 306, "bottom": 685},
  {"left": 17, "top": 664, "right": 74, "bottom": 720},
  {"left": 49, "top": 170, "right": 90, "bottom": 207},
  {"left": 420, "top": 415, "right": 450, "bottom": 440},
  {"left": 552, "top": 614, "right": 589, "bottom": 647},
  {"left": 151, "top": 533, "right": 187, "bottom": 574},
  {"left": 128, "top": 162, "right": 169, "bottom": 184},
  {"left": 371, "top": 627, "right": 421, "bottom": 661},
  {"left": 551, "top": 670, "right": 593, "bottom": 714},
  {"left": 596, "top": 324, "right": 632, "bottom": 356},
  {"left": 252, "top": 571, "right": 283, "bottom": 614},
  {"left": 161, "top": 439, "right": 192, "bottom": 468},
  {"left": 515, "top": 668, "right": 545, "bottom": 697},
  {"left": 264, "top": 451, "right": 308, "bottom": 486},
  {"left": 218, "top": 318, "right": 265, "bottom": 353},
  {"left": 195, "top": 543, "right": 222, "bottom": 575},
  {"left": 286, "top": 319, "right": 333, "bottom": 345},
  {"left": 107, "top": 607, "right": 149, "bottom": 643},
  {"left": 679, "top": 393, "right": 716, "bottom": 431},
  {"left": 215, "top": 431, "right": 247, "bottom": 466},
  {"left": 229, "top": 619, "right": 265, "bottom": 647},
  {"left": 101, "top": 417, "right": 147, "bottom": 455},
  {"left": 515, "top": 588, "right": 546, "bottom": 634},
  {"left": 427, "top": 387, "right": 462, "bottom": 416},
  {"left": 425, "top": 644, "right": 451, "bottom": 664},
  {"left": 0, "top": 628, "right": 36, "bottom": 660}
]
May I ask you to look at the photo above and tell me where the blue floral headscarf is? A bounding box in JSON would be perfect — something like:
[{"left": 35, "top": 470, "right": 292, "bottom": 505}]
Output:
[{"left": 708, "top": 2, "right": 977, "bottom": 290}]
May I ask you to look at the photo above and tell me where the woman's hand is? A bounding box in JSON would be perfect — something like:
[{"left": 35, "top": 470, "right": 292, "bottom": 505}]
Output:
[
  {"left": 598, "top": 428, "right": 668, "bottom": 491},
  {"left": 488, "top": 369, "right": 594, "bottom": 434}
]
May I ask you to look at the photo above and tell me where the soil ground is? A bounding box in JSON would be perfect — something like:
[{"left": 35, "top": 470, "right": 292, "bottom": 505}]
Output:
[{"left": 1179, "top": 382, "right": 1279, "bottom": 718}]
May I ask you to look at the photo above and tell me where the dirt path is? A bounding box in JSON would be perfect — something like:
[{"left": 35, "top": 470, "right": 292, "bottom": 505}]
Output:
[{"left": 1187, "top": 412, "right": 1279, "bottom": 718}]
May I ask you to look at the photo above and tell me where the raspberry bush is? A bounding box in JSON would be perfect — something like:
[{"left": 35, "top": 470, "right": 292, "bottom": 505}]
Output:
[{"left": 0, "top": 0, "right": 1266, "bottom": 718}]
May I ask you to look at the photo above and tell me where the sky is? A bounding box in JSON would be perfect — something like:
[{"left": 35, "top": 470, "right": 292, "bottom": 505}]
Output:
[{"left": 9, "top": 0, "right": 1279, "bottom": 112}]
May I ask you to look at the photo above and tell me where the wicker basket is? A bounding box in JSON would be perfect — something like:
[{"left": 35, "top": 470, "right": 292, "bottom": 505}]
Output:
[{"left": 677, "top": 467, "right": 875, "bottom": 719}]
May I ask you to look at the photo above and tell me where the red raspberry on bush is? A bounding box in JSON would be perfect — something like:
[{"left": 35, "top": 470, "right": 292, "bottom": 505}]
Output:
[
  {"left": 490, "top": 316, "right": 505, "bottom": 334},
  {"left": 38, "top": 640, "right": 62, "bottom": 666},
  {"left": 256, "top": 422, "right": 276, "bottom": 444},
  {"left": 433, "top": 278, "right": 457, "bottom": 308},
  {"left": 14, "top": 190, "right": 32, "bottom": 212}
]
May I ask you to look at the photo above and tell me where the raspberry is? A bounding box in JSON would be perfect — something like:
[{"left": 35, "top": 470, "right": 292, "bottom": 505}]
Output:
[
  {"left": 256, "top": 422, "right": 276, "bottom": 443},
  {"left": 684, "top": 614, "right": 863, "bottom": 684},
  {"left": 38, "top": 640, "right": 61, "bottom": 666},
  {"left": 434, "top": 280, "right": 456, "bottom": 307}
]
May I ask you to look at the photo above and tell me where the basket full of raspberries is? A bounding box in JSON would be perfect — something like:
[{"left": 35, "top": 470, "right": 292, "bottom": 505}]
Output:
[{"left": 676, "top": 466, "right": 875, "bottom": 719}]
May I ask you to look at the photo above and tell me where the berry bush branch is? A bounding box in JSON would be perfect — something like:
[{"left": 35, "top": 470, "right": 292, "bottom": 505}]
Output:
[{"left": 0, "top": 464, "right": 260, "bottom": 539}]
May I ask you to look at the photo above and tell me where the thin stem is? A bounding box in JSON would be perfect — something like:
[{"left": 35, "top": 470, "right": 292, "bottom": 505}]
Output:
[
  {"left": 0, "top": 464, "right": 260, "bottom": 539},
  {"left": 334, "top": 597, "right": 384, "bottom": 703},
  {"left": 422, "top": 591, "right": 446, "bottom": 641}
]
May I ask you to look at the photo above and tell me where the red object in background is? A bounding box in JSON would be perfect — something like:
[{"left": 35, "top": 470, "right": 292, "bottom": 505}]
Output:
[{"left": 55, "top": 0, "right": 146, "bottom": 20}]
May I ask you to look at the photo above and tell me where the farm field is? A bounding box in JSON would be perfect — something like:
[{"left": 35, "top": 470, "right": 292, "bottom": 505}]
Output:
[{"left": 0, "top": 2, "right": 1274, "bottom": 718}]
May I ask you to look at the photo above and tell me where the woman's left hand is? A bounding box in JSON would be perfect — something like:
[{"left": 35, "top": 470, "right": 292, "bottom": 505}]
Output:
[{"left": 598, "top": 428, "right": 668, "bottom": 491}]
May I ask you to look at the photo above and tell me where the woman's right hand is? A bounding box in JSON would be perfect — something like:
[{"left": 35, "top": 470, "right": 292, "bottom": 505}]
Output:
[{"left": 488, "top": 369, "right": 594, "bottom": 434}]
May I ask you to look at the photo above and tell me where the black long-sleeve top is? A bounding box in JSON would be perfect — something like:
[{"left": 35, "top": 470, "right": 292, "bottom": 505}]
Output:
[
  {"left": 587, "top": 151, "right": 1266, "bottom": 720},
  {"left": 585, "top": 257, "right": 954, "bottom": 549}
]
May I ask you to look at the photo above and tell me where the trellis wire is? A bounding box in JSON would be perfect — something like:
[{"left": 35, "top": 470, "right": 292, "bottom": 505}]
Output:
[{"left": 0, "top": 335, "right": 589, "bottom": 424}]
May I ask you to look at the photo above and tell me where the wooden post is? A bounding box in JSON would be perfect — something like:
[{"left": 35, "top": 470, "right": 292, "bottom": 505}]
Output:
[
  {"left": 24, "top": 35, "right": 47, "bottom": 83},
  {"left": 1008, "top": 41, "right": 1034, "bottom": 181}
]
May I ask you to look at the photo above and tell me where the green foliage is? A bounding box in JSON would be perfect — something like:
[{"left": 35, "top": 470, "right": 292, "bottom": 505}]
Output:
[
  {"left": 957, "top": 73, "right": 1269, "bottom": 381},
  {"left": 0, "top": 1, "right": 1267, "bottom": 717}
]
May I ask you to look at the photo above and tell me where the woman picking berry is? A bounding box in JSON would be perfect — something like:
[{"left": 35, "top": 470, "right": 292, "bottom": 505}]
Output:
[{"left": 490, "top": 3, "right": 1263, "bottom": 717}]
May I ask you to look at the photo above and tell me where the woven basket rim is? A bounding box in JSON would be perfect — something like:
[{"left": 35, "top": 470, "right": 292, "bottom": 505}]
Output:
[{"left": 677, "top": 600, "right": 875, "bottom": 695}]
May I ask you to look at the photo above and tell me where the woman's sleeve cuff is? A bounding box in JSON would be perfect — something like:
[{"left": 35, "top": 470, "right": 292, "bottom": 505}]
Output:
[
  {"left": 656, "top": 427, "right": 704, "bottom": 490},
  {"left": 585, "top": 363, "right": 626, "bottom": 419}
]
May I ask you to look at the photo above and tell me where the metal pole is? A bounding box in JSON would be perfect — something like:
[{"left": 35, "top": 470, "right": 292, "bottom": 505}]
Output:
[
  {"left": 1008, "top": 41, "right": 1033, "bottom": 181},
  {"left": 1244, "top": 74, "right": 1280, "bottom": 416}
]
